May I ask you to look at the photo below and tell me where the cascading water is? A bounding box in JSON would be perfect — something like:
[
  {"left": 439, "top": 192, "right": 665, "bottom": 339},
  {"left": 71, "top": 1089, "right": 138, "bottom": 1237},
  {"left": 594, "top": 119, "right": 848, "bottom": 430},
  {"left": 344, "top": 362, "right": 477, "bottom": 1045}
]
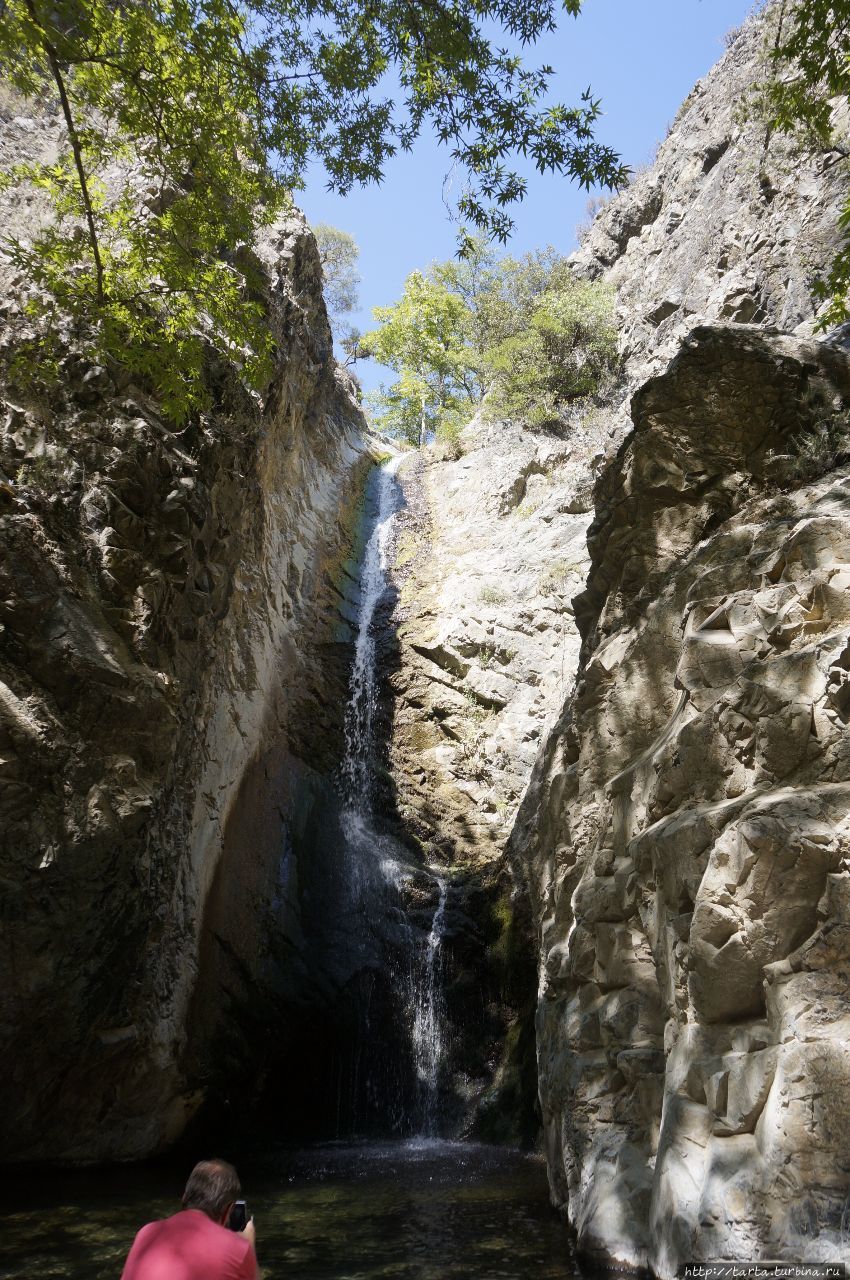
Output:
[
  {"left": 338, "top": 455, "right": 403, "bottom": 904},
  {"left": 336, "top": 455, "right": 449, "bottom": 1135},
  {"left": 339, "top": 458, "right": 401, "bottom": 823},
  {"left": 412, "top": 873, "right": 447, "bottom": 1136}
]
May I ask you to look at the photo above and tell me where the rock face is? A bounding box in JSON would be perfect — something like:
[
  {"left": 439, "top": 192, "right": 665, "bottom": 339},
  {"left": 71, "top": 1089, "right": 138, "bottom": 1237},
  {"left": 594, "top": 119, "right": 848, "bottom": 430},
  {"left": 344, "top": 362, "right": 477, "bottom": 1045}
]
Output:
[
  {"left": 0, "top": 198, "right": 371, "bottom": 1161},
  {"left": 514, "top": 325, "right": 850, "bottom": 1272},
  {"left": 350, "top": 419, "right": 595, "bottom": 1141},
  {"left": 376, "top": 1, "right": 850, "bottom": 1165},
  {"left": 500, "top": 7, "right": 850, "bottom": 1271},
  {"left": 385, "top": 419, "right": 593, "bottom": 865},
  {"left": 573, "top": 8, "right": 849, "bottom": 426}
]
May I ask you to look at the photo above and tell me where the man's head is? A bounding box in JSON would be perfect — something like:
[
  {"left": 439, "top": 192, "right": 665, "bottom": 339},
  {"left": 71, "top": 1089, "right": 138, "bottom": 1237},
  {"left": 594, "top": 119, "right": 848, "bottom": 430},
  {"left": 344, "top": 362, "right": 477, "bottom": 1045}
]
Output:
[{"left": 182, "top": 1158, "right": 241, "bottom": 1224}]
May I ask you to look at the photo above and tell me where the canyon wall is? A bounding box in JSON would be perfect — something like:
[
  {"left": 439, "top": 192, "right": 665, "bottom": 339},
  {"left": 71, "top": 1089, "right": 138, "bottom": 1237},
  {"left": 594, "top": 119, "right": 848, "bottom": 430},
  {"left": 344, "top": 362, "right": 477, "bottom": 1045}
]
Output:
[
  {"left": 516, "top": 326, "right": 850, "bottom": 1272},
  {"left": 510, "top": 8, "right": 850, "bottom": 1274},
  {"left": 0, "top": 101, "right": 371, "bottom": 1159}
]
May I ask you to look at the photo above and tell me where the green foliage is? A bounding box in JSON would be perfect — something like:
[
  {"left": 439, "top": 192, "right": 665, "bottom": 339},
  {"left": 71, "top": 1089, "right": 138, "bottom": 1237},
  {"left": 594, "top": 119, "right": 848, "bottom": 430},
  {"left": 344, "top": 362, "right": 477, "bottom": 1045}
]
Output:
[
  {"left": 435, "top": 415, "right": 464, "bottom": 458},
  {"left": 1, "top": 0, "right": 281, "bottom": 420},
  {"left": 15, "top": 452, "right": 59, "bottom": 490},
  {"left": 752, "top": 0, "right": 850, "bottom": 325},
  {"left": 0, "top": 0, "right": 627, "bottom": 419},
  {"left": 361, "top": 271, "right": 478, "bottom": 446},
  {"left": 433, "top": 239, "right": 583, "bottom": 359},
  {"left": 313, "top": 223, "right": 360, "bottom": 320},
  {"left": 364, "top": 240, "right": 619, "bottom": 440},
  {"left": 769, "top": 414, "right": 850, "bottom": 485},
  {"left": 484, "top": 276, "right": 618, "bottom": 425}
]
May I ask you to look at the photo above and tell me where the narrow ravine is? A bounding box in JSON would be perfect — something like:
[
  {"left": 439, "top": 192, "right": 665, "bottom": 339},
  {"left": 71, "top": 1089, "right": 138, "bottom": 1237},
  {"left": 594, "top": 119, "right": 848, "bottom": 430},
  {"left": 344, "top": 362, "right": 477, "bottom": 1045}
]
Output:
[{"left": 4, "top": 5, "right": 850, "bottom": 1276}]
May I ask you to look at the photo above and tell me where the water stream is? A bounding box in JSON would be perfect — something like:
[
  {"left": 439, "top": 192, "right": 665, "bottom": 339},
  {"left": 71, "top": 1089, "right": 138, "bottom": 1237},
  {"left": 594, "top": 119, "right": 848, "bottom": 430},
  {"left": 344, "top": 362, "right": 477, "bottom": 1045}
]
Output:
[
  {"left": 412, "top": 873, "right": 447, "bottom": 1136},
  {"left": 339, "top": 456, "right": 402, "bottom": 834},
  {"left": 337, "top": 456, "right": 449, "bottom": 1135}
]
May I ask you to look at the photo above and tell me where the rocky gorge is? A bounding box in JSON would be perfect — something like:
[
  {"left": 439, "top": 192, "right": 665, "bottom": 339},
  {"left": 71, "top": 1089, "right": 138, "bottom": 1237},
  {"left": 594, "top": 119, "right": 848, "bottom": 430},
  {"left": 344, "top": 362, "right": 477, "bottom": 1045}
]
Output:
[
  {"left": 0, "top": 189, "right": 377, "bottom": 1160},
  {"left": 1, "top": 3, "right": 850, "bottom": 1277}
]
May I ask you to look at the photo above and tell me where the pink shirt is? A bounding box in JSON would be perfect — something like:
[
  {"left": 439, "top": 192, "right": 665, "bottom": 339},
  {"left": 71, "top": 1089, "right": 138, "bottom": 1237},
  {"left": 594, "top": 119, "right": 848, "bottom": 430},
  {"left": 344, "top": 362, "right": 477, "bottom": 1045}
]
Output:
[{"left": 120, "top": 1208, "right": 258, "bottom": 1280}]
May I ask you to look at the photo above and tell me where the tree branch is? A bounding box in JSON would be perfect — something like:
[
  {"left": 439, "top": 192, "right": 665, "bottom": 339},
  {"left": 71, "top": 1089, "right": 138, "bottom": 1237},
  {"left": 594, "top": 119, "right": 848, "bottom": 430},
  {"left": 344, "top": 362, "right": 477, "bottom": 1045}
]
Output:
[{"left": 24, "top": 0, "right": 106, "bottom": 302}]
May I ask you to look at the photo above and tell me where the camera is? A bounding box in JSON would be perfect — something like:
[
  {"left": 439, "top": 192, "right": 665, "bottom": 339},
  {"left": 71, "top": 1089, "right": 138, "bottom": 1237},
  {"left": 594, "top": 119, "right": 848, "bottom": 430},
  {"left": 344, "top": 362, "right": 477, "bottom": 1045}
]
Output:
[{"left": 228, "top": 1200, "right": 249, "bottom": 1232}]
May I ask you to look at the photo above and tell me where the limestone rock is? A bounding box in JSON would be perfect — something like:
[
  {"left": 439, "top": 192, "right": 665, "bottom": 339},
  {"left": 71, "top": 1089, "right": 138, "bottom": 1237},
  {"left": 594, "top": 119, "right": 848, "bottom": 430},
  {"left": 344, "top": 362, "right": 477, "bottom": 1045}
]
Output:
[
  {"left": 0, "top": 186, "right": 370, "bottom": 1160},
  {"left": 514, "top": 326, "right": 850, "bottom": 1274},
  {"left": 384, "top": 418, "right": 592, "bottom": 870},
  {"left": 572, "top": 9, "right": 849, "bottom": 452}
]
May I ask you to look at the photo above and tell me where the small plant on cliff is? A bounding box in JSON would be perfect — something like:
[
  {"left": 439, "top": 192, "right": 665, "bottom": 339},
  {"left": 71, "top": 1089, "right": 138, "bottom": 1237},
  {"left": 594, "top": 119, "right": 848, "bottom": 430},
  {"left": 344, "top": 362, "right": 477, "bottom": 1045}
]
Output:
[
  {"left": 0, "top": 0, "right": 627, "bottom": 421},
  {"left": 769, "top": 414, "right": 850, "bottom": 486},
  {"left": 538, "top": 559, "right": 581, "bottom": 595}
]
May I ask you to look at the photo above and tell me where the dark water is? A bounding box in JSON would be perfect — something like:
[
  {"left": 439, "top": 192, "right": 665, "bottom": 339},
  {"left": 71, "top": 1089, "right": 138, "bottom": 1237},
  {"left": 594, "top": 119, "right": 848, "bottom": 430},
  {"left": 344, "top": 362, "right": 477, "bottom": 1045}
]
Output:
[{"left": 0, "top": 1141, "right": 583, "bottom": 1279}]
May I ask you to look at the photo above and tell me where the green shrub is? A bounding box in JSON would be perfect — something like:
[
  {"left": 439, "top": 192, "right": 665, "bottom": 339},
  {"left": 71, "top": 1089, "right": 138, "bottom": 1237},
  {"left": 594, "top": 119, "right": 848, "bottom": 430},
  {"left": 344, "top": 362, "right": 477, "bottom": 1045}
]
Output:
[
  {"left": 769, "top": 416, "right": 850, "bottom": 486},
  {"left": 484, "top": 278, "right": 619, "bottom": 427},
  {"left": 435, "top": 414, "right": 465, "bottom": 458}
]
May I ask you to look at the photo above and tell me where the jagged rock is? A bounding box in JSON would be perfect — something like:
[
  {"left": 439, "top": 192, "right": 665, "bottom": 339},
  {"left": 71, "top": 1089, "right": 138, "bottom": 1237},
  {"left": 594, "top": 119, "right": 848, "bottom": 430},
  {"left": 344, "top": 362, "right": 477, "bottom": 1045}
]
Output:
[
  {"left": 513, "top": 326, "right": 850, "bottom": 1274},
  {"left": 572, "top": 8, "right": 849, "bottom": 450},
  {"left": 0, "top": 194, "right": 371, "bottom": 1162},
  {"left": 384, "top": 418, "right": 594, "bottom": 867}
]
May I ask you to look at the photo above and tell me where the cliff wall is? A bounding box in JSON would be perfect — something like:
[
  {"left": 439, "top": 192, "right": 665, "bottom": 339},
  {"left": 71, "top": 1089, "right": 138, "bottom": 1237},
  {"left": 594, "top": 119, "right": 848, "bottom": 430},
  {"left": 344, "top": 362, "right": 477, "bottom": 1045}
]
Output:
[
  {"left": 572, "top": 10, "right": 849, "bottom": 407},
  {"left": 0, "top": 106, "right": 371, "bottom": 1159},
  {"left": 377, "top": 3, "right": 850, "bottom": 1168},
  {"left": 510, "top": 7, "right": 850, "bottom": 1272},
  {"left": 514, "top": 326, "right": 850, "bottom": 1272}
]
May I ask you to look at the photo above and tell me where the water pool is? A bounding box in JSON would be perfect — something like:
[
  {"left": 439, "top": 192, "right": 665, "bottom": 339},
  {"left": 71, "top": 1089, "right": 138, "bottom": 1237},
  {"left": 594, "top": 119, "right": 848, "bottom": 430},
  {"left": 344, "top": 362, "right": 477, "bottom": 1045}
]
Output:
[{"left": 0, "top": 1140, "right": 583, "bottom": 1279}]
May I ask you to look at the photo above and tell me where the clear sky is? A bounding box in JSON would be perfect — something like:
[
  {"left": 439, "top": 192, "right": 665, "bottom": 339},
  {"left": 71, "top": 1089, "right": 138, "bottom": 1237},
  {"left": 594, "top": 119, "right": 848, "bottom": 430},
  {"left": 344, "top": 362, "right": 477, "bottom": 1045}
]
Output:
[{"left": 299, "top": 0, "right": 757, "bottom": 392}]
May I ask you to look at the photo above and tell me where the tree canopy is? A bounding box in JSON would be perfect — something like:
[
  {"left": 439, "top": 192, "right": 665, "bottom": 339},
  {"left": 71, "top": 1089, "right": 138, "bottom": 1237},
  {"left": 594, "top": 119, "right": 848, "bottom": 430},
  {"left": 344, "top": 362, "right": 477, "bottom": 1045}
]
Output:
[
  {"left": 360, "top": 271, "right": 477, "bottom": 447},
  {"left": 483, "top": 273, "right": 618, "bottom": 425},
  {"left": 313, "top": 224, "right": 360, "bottom": 322},
  {"left": 362, "top": 241, "right": 619, "bottom": 444},
  {"left": 0, "top": 0, "right": 628, "bottom": 419}
]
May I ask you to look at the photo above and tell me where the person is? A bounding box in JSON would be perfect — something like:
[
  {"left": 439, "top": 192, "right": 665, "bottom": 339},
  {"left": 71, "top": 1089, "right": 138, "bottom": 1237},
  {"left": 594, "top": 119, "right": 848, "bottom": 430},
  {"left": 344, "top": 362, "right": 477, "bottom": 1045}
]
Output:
[{"left": 120, "top": 1158, "right": 258, "bottom": 1280}]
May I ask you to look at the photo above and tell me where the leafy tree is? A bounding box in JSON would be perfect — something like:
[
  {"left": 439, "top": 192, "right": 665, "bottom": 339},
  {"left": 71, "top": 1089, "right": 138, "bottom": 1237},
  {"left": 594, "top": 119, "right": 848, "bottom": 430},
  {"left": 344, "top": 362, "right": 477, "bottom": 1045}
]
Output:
[
  {"left": 313, "top": 223, "right": 360, "bottom": 322},
  {"left": 2, "top": 0, "right": 280, "bottom": 420},
  {"left": 754, "top": 0, "right": 850, "bottom": 325},
  {"left": 361, "top": 270, "right": 477, "bottom": 446},
  {"left": 484, "top": 276, "right": 618, "bottom": 425},
  {"left": 363, "top": 245, "right": 618, "bottom": 440},
  {"left": 0, "top": 0, "right": 627, "bottom": 420},
  {"left": 433, "top": 240, "right": 586, "bottom": 365}
]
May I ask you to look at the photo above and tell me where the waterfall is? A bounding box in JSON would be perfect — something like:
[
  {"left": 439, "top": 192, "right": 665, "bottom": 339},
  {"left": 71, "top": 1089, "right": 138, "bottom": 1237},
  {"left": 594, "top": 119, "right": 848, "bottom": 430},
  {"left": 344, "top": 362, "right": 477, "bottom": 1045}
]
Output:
[
  {"left": 336, "top": 455, "right": 449, "bottom": 1137},
  {"left": 339, "top": 455, "right": 402, "bottom": 905},
  {"left": 412, "top": 873, "right": 448, "bottom": 1136}
]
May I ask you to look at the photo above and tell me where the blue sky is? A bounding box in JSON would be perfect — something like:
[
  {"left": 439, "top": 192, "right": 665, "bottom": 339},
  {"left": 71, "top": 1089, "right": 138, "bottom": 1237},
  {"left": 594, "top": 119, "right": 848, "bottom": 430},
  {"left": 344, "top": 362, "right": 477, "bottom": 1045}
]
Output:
[{"left": 299, "top": 0, "right": 757, "bottom": 392}]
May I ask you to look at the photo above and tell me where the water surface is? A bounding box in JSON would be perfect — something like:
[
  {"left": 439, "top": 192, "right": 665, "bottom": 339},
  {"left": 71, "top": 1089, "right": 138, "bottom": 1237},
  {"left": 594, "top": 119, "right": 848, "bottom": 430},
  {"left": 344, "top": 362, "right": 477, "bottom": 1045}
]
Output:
[{"left": 0, "top": 1140, "right": 583, "bottom": 1279}]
